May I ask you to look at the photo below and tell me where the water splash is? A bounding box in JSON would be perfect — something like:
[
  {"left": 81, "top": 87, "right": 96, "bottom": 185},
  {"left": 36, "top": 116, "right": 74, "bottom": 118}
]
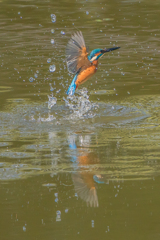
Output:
[
  {"left": 48, "top": 94, "right": 57, "bottom": 109},
  {"left": 63, "top": 88, "right": 99, "bottom": 119},
  {"left": 38, "top": 113, "right": 55, "bottom": 122}
]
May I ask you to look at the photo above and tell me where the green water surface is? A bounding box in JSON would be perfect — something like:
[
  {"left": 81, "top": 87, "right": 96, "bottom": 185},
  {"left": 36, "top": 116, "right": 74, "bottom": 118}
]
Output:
[{"left": 0, "top": 0, "right": 160, "bottom": 239}]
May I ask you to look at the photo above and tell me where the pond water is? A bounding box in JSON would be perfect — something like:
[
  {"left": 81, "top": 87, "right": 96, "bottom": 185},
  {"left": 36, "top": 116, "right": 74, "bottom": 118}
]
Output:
[{"left": 0, "top": 0, "right": 160, "bottom": 239}]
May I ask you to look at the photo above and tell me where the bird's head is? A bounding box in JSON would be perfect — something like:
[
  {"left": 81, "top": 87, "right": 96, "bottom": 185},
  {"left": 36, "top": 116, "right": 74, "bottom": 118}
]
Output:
[{"left": 88, "top": 47, "right": 120, "bottom": 62}]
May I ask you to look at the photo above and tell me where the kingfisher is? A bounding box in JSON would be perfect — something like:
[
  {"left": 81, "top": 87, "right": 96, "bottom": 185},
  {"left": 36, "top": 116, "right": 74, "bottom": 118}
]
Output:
[{"left": 66, "top": 31, "right": 120, "bottom": 95}]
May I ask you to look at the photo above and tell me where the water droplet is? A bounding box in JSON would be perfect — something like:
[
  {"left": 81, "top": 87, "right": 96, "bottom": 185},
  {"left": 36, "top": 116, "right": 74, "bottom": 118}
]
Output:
[
  {"left": 54, "top": 193, "right": 58, "bottom": 197},
  {"left": 34, "top": 73, "right": 38, "bottom": 78},
  {"left": 51, "top": 14, "right": 56, "bottom": 23},
  {"left": 51, "top": 29, "right": 55, "bottom": 33},
  {"left": 49, "top": 65, "right": 56, "bottom": 72},
  {"left": 23, "top": 226, "right": 26, "bottom": 232},
  {"left": 51, "top": 39, "right": 54, "bottom": 44},
  {"left": 49, "top": 83, "right": 54, "bottom": 91},
  {"left": 86, "top": 11, "right": 89, "bottom": 15},
  {"left": 29, "top": 77, "right": 35, "bottom": 82},
  {"left": 36, "top": 70, "right": 39, "bottom": 74},
  {"left": 91, "top": 220, "right": 94, "bottom": 228},
  {"left": 61, "top": 30, "right": 65, "bottom": 35},
  {"left": 56, "top": 210, "right": 61, "bottom": 222},
  {"left": 47, "top": 58, "right": 52, "bottom": 63}
]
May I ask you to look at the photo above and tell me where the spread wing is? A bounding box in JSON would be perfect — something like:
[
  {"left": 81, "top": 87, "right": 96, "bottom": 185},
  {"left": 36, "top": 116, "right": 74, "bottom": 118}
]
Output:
[
  {"left": 72, "top": 173, "right": 99, "bottom": 207},
  {"left": 66, "top": 31, "right": 91, "bottom": 74}
]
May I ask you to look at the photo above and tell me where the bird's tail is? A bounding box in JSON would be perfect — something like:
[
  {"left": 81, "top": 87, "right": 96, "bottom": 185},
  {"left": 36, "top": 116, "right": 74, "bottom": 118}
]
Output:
[{"left": 66, "top": 74, "right": 78, "bottom": 95}]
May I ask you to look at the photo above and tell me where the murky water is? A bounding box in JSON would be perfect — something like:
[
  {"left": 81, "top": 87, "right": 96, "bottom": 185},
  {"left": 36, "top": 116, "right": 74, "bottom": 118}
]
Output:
[{"left": 0, "top": 0, "right": 160, "bottom": 239}]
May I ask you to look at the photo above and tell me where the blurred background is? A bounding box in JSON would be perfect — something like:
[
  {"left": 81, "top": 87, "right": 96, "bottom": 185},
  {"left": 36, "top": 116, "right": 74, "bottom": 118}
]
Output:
[{"left": 0, "top": 0, "right": 160, "bottom": 239}]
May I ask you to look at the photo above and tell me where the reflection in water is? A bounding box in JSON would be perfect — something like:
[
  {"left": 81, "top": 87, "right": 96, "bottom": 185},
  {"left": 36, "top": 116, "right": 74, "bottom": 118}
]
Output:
[
  {"left": 72, "top": 173, "right": 99, "bottom": 207},
  {"left": 68, "top": 134, "right": 100, "bottom": 207}
]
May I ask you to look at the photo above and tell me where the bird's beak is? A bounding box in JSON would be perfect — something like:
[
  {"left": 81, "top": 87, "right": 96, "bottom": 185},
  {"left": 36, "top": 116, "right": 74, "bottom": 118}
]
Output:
[{"left": 101, "top": 47, "right": 120, "bottom": 53}]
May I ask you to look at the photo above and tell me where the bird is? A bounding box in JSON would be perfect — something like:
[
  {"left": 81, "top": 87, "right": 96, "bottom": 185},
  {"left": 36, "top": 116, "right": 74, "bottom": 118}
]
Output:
[{"left": 66, "top": 31, "right": 120, "bottom": 95}]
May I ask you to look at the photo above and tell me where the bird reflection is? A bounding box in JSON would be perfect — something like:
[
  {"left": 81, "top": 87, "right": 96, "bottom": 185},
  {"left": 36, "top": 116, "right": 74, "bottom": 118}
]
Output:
[{"left": 68, "top": 135, "right": 100, "bottom": 207}]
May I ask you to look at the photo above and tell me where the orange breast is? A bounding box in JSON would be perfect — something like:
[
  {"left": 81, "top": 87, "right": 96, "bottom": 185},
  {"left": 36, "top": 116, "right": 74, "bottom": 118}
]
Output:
[{"left": 75, "top": 61, "right": 98, "bottom": 86}]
